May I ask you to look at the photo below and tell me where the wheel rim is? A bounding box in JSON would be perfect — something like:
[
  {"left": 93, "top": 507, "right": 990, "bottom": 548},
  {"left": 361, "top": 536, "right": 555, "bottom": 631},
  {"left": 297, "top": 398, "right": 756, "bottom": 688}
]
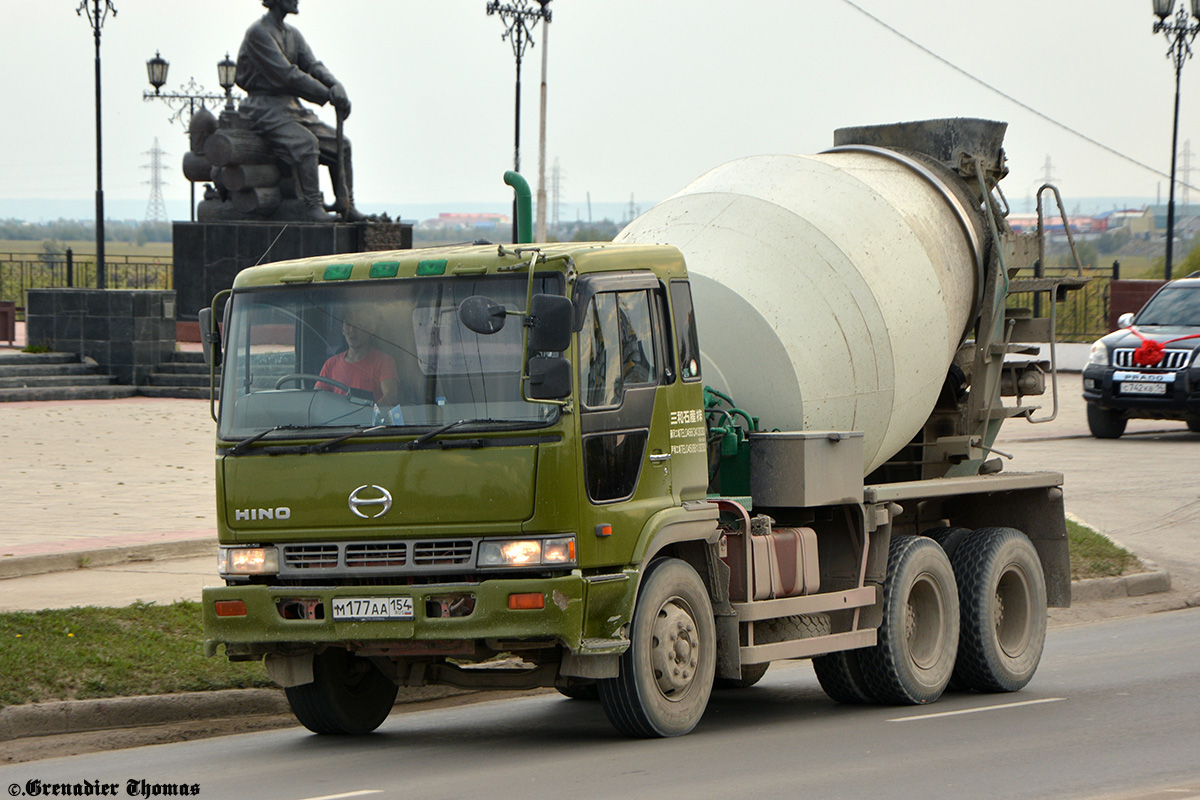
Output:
[
  {"left": 650, "top": 596, "right": 701, "bottom": 701},
  {"left": 905, "top": 572, "right": 946, "bottom": 671},
  {"left": 995, "top": 562, "right": 1033, "bottom": 658}
]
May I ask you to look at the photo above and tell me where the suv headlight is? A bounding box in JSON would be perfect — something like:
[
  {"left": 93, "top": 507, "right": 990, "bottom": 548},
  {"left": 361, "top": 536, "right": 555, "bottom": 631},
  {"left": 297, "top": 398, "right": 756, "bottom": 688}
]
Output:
[
  {"left": 477, "top": 535, "right": 576, "bottom": 568},
  {"left": 1087, "top": 340, "right": 1109, "bottom": 367},
  {"left": 218, "top": 545, "right": 279, "bottom": 576}
]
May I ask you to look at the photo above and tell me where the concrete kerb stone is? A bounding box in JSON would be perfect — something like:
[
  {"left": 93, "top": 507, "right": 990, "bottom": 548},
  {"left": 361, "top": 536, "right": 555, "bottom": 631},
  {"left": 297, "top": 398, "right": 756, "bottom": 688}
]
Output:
[
  {"left": 0, "top": 539, "right": 215, "bottom": 581},
  {"left": 0, "top": 685, "right": 486, "bottom": 743},
  {"left": 1065, "top": 511, "right": 1173, "bottom": 604}
]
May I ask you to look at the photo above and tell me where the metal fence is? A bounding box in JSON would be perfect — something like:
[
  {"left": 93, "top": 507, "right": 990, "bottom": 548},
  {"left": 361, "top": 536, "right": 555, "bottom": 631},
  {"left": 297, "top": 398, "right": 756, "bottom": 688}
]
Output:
[
  {"left": 0, "top": 252, "right": 174, "bottom": 316},
  {"left": 1007, "top": 263, "right": 1114, "bottom": 342}
]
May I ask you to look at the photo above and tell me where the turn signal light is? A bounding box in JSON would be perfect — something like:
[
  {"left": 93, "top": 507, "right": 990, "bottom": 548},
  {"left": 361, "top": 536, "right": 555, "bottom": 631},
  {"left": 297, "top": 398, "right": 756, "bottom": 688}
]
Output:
[
  {"left": 508, "top": 593, "right": 545, "bottom": 610},
  {"left": 214, "top": 600, "right": 248, "bottom": 617}
]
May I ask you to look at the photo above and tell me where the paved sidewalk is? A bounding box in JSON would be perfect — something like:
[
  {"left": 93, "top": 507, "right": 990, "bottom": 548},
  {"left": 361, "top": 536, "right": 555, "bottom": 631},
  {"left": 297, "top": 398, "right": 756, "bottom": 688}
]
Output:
[{"left": 0, "top": 397, "right": 217, "bottom": 581}]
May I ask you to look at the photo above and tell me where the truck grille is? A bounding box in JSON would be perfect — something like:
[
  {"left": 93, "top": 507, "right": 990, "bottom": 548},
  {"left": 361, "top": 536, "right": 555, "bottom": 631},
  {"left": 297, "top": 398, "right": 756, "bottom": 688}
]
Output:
[
  {"left": 1113, "top": 348, "right": 1193, "bottom": 370},
  {"left": 282, "top": 544, "right": 338, "bottom": 569},
  {"left": 278, "top": 539, "right": 478, "bottom": 577},
  {"left": 413, "top": 540, "right": 474, "bottom": 566},
  {"left": 346, "top": 542, "right": 406, "bottom": 568}
]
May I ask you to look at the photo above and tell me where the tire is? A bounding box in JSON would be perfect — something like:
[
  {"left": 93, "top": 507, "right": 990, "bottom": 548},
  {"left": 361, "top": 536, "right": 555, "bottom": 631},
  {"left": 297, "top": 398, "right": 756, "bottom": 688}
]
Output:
[
  {"left": 714, "top": 663, "right": 770, "bottom": 690},
  {"left": 598, "top": 558, "right": 717, "bottom": 738},
  {"left": 555, "top": 682, "right": 600, "bottom": 701},
  {"left": 1188, "top": 419, "right": 1200, "bottom": 433},
  {"left": 923, "top": 526, "right": 973, "bottom": 562},
  {"left": 715, "top": 614, "right": 830, "bottom": 690},
  {"left": 284, "top": 648, "right": 399, "bottom": 735},
  {"left": 859, "top": 536, "right": 959, "bottom": 705},
  {"left": 1087, "top": 403, "right": 1127, "bottom": 439},
  {"left": 812, "top": 649, "right": 875, "bottom": 704},
  {"left": 951, "top": 527, "right": 1048, "bottom": 693}
]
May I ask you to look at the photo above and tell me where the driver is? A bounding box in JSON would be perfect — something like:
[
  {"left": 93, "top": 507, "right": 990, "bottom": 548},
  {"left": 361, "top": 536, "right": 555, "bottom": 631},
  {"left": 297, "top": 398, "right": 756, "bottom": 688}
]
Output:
[{"left": 317, "top": 306, "right": 399, "bottom": 405}]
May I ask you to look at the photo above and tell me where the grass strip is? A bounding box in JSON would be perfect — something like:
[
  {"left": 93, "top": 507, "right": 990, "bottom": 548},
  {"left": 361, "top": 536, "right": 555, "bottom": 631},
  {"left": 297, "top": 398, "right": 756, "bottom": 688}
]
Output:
[
  {"left": 1067, "top": 519, "right": 1141, "bottom": 580},
  {"left": 0, "top": 601, "right": 271, "bottom": 708}
]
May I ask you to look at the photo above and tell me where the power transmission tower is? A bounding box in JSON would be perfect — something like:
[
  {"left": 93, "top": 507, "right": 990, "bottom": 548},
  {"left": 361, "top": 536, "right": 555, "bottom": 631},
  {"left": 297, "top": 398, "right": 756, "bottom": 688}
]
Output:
[
  {"left": 1041, "top": 154, "right": 1056, "bottom": 185},
  {"left": 142, "top": 137, "right": 169, "bottom": 224},
  {"left": 627, "top": 193, "right": 637, "bottom": 223}
]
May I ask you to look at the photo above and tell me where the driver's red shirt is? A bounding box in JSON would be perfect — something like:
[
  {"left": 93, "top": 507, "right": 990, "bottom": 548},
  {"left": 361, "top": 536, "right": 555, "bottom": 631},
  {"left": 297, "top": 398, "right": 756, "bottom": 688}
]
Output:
[{"left": 317, "top": 349, "right": 397, "bottom": 402}]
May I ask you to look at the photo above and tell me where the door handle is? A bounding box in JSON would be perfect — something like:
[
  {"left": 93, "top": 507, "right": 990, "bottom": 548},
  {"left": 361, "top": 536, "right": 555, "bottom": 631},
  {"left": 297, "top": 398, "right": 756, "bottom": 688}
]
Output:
[{"left": 648, "top": 453, "right": 671, "bottom": 463}]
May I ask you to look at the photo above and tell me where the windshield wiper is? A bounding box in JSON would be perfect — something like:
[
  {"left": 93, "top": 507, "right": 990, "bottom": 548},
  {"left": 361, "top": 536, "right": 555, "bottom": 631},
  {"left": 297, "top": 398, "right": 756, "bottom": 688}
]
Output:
[
  {"left": 404, "top": 419, "right": 522, "bottom": 449},
  {"left": 307, "top": 425, "right": 387, "bottom": 454},
  {"left": 227, "top": 425, "right": 305, "bottom": 456}
]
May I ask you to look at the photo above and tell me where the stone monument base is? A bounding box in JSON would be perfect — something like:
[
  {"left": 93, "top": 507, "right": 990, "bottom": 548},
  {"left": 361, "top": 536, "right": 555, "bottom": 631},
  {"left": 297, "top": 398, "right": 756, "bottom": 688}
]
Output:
[
  {"left": 172, "top": 220, "right": 414, "bottom": 322},
  {"left": 25, "top": 289, "right": 176, "bottom": 385}
]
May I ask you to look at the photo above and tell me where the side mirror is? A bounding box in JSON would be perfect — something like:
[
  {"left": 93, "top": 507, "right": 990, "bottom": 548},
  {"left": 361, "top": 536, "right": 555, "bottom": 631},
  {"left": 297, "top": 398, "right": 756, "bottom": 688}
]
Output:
[
  {"left": 198, "top": 307, "right": 222, "bottom": 368},
  {"left": 527, "top": 294, "right": 573, "bottom": 352},
  {"left": 527, "top": 355, "right": 571, "bottom": 399},
  {"left": 1118, "top": 312, "right": 1135, "bottom": 329},
  {"left": 458, "top": 295, "right": 508, "bottom": 334}
]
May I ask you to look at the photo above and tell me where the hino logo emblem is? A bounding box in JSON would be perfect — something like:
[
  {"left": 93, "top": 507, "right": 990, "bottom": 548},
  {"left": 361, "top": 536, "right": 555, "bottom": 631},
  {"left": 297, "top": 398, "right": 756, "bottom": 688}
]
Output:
[{"left": 348, "top": 485, "right": 392, "bottom": 519}]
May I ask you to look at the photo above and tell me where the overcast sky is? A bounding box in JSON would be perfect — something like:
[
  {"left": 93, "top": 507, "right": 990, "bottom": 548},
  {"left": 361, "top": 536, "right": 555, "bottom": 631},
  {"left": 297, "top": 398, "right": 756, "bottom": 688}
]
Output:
[{"left": 3, "top": 0, "right": 1197, "bottom": 221}]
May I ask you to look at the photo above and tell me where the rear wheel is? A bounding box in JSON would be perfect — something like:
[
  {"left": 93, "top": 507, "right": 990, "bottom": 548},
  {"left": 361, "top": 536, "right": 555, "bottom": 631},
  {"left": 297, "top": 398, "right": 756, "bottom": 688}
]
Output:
[
  {"left": 1087, "top": 404, "right": 1127, "bottom": 439},
  {"left": 716, "top": 614, "right": 830, "bottom": 690},
  {"left": 599, "top": 558, "right": 716, "bottom": 737},
  {"left": 923, "top": 526, "right": 973, "bottom": 562},
  {"left": 812, "top": 649, "right": 875, "bottom": 704},
  {"left": 951, "top": 527, "right": 1048, "bottom": 693},
  {"left": 860, "top": 536, "right": 959, "bottom": 705},
  {"left": 284, "top": 648, "right": 398, "bottom": 735},
  {"left": 1187, "top": 419, "right": 1200, "bottom": 433}
]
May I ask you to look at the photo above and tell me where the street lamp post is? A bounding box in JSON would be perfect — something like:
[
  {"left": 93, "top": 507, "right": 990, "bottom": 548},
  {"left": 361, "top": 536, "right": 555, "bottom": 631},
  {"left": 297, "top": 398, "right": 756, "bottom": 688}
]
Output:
[
  {"left": 1152, "top": 0, "right": 1200, "bottom": 280},
  {"left": 78, "top": 0, "right": 117, "bottom": 290},
  {"left": 486, "top": 0, "right": 551, "bottom": 243},
  {"left": 143, "top": 52, "right": 239, "bottom": 221},
  {"left": 535, "top": 0, "right": 551, "bottom": 244}
]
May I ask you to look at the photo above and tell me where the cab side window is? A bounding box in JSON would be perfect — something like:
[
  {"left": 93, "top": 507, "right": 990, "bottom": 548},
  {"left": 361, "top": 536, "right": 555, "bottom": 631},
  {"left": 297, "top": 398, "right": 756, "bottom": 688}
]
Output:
[{"left": 579, "top": 290, "right": 657, "bottom": 408}]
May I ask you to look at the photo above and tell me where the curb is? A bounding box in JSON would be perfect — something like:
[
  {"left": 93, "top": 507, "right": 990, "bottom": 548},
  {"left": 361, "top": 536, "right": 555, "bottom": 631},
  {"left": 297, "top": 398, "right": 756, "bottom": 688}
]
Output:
[
  {"left": 1071, "top": 563, "right": 1173, "bottom": 603},
  {"left": 0, "top": 685, "right": 484, "bottom": 743},
  {"left": 1063, "top": 512, "right": 1173, "bottom": 604},
  {"left": 0, "top": 539, "right": 215, "bottom": 581}
]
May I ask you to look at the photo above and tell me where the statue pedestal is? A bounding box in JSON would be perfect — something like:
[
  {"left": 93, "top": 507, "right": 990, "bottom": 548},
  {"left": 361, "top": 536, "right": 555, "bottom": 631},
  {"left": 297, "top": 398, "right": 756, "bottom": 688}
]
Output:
[{"left": 172, "top": 220, "right": 413, "bottom": 334}]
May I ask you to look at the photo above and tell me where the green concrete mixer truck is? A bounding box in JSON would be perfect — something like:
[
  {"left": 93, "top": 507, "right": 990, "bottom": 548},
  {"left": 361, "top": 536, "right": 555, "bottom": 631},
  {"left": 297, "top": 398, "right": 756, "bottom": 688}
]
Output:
[{"left": 200, "top": 118, "right": 1081, "bottom": 738}]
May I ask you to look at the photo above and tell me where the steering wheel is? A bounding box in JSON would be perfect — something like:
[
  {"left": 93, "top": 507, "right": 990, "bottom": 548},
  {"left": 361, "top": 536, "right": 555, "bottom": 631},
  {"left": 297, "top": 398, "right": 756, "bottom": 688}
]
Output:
[{"left": 274, "top": 373, "right": 370, "bottom": 403}]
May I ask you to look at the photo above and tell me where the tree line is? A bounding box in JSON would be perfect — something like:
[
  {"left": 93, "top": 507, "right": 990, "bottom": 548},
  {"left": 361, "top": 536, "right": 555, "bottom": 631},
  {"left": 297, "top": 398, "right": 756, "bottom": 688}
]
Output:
[{"left": 0, "top": 219, "right": 172, "bottom": 246}]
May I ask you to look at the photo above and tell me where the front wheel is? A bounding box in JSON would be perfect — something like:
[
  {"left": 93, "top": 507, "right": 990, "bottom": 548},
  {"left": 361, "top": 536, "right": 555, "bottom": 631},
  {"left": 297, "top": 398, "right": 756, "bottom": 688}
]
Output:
[
  {"left": 1187, "top": 419, "right": 1200, "bottom": 433},
  {"left": 860, "top": 536, "right": 960, "bottom": 705},
  {"left": 284, "top": 648, "right": 399, "bottom": 735},
  {"left": 951, "top": 527, "right": 1048, "bottom": 693},
  {"left": 599, "top": 558, "right": 716, "bottom": 738},
  {"left": 1087, "top": 403, "right": 1127, "bottom": 439}
]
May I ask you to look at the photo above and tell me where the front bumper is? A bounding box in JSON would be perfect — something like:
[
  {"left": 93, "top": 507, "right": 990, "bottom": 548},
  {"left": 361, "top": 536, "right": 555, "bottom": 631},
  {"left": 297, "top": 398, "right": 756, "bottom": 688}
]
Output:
[
  {"left": 1082, "top": 364, "right": 1200, "bottom": 420},
  {"left": 202, "top": 574, "right": 589, "bottom": 657}
]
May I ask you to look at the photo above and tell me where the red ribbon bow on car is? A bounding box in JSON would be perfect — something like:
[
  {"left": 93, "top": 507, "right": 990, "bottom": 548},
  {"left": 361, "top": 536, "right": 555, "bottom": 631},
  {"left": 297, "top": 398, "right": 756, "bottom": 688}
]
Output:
[{"left": 1127, "top": 326, "right": 1200, "bottom": 367}]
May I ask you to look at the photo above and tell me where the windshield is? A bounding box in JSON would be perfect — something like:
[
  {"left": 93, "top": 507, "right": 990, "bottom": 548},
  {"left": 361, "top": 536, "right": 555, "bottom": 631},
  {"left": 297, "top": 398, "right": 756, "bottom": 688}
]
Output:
[
  {"left": 217, "top": 274, "right": 561, "bottom": 439},
  {"left": 1135, "top": 285, "right": 1200, "bottom": 327}
]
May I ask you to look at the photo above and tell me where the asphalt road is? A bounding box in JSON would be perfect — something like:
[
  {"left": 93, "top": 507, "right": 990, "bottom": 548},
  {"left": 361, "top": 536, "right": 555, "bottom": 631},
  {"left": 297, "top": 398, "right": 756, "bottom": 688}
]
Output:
[{"left": 4, "top": 607, "right": 1198, "bottom": 800}]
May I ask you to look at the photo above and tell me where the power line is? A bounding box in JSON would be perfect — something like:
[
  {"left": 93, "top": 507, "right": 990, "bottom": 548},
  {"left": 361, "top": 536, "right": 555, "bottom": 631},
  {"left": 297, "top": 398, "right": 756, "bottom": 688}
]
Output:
[{"left": 840, "top": 0, "right": 1187, "bottom": 188}]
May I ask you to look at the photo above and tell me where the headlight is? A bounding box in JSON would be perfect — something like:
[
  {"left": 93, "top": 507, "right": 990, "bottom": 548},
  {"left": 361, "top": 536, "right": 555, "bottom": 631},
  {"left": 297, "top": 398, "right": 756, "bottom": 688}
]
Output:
[
  {"left": 218, "top": 545, "right": 279, "bottom": 575},
  {"left": 1087, "top": 340, "right": 1109, "bottom": 367},
  {"left": 477, "top": 536, "right": 576, "bottom": 568}
]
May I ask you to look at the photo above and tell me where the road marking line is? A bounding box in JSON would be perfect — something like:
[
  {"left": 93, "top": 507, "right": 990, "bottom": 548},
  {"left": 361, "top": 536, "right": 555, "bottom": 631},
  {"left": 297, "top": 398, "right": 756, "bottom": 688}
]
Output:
[
  {"left": 296, "top": 792, "right": 382, "bottom": 800},
  {"left": 887, "top": 697, "right": 1066, "bottom": 722}
]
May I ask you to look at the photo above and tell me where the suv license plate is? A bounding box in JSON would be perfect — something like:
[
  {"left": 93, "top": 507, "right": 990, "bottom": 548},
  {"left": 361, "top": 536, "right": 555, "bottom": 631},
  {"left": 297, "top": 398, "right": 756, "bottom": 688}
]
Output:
[
  {"left": 1120, "top": 382, "right": 1167, "bottom": 395},
  {"left": 331, "top": 596, "right": 414, "bottom": 620}
]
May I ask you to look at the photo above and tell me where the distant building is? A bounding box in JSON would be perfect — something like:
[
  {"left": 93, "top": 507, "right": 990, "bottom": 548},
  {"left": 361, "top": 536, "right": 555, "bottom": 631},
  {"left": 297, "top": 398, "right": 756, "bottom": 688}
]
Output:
[{"left": 419, "top": 212, "right": 511, "bottom": 230}]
